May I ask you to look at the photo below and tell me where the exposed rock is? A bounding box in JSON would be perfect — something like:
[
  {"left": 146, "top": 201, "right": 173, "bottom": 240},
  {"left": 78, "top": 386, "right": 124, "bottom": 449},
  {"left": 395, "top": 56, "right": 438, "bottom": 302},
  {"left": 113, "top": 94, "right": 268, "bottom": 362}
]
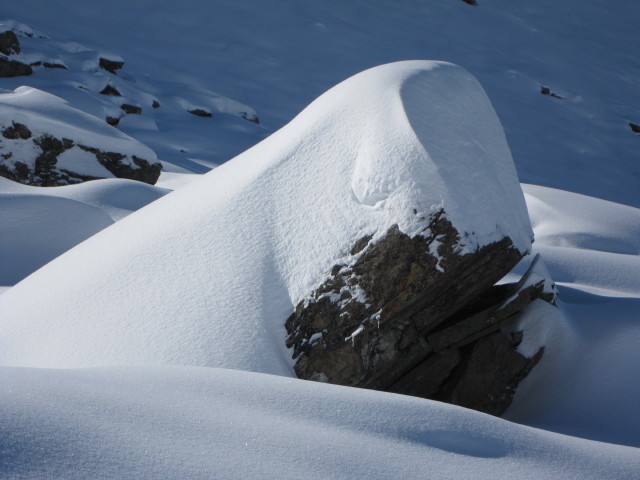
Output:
[
  {"left": 286, "top": 208, "right": 557, "bottom": 416},
  {"left": 42, "top": 61, "right": 67, "bottom": 70},
  {"left": 461, "top": 0, "right": 478, "bottom": 5},
  {"left": 106, "top": 116, "right": 120, "bottom": 126},
  {"left": 540, "top": 86, "right": 563, "bottom": 99},
  {"left": 437, "top": 334, "right": 544, "bottom": 416},
  {"left": 99, "top": 57, "right": 124, "bottom": 74},
  {"left": 0, "top": 30, "right": 21, "bottom": 55},
  {"left": 0, "top": 57, "right": 32, "bottom": 77},
  {"left": 152, "top": 100, "right": 160, "bottom": 109},
  {"left": 77, "top": 144, "right": 161, "bottom": 184},
  {"left": 188, "top": 108, "right": 212, "bottom": 117},
  {"left": 2, "top": 122, "right": 32, "bottom": 140},
  {"left": 99, "top": 83, "right": 121, "bottom": 96},
  {"left": 0, "top": 127, "right": 161, "bottom": 186},
  {"left": 240, "top": 111, "right": 260, "bottom": 124},
  {"left": 629, "top": 122, "right": 640, "bottom": 134},
  {"left": 121, "top": 104, "right": 142, "bottom": 115}
]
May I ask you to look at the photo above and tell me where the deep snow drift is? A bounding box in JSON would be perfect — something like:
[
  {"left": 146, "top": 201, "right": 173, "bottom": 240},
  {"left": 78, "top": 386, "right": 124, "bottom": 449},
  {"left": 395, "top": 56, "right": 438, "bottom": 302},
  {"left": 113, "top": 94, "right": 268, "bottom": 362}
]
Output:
[
  {"left": 0, "top": 176, "right": 169, "bottom": 286},
  {"left": 2, "top": 366, "right": 638, "bottom": 480},
  {"left": 0, "top": 61, "right": 532, "bottom": 374}
]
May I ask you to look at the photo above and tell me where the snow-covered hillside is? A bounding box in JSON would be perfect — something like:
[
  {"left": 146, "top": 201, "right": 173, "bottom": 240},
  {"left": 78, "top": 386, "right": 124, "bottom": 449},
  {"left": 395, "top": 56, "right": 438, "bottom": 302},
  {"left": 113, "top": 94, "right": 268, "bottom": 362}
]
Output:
[
  {"left": 0, "top": 1, "right": 639, "bottom": 478},
  {"left": 3, "top": 0, "right": 638, "bottom": 206}
]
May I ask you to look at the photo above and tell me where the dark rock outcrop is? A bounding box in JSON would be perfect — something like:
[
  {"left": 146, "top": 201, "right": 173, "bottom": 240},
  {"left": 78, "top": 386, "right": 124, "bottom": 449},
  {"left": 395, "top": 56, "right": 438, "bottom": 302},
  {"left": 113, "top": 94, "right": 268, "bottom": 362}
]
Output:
[
  {"left": 540, "top": 86, "right": 563, "bottom": 99},
  {"left": 99, "top": 83, "right": 121, "bottom": 96},
  {"left": 0, "top": 30, "right": 21, "bottom": 55},
  {"left": 42, "top": 61, "right": 67, "bottom": 70},
  {"left": 188, "top": 108, "right": 212, "bottom": 118},
  {"left": 99, "top": 57, "right": 124, "bottom": 74},
  {"left": 0, "top": 124, "right": 162, "bottom": 186},
  {"left": 121, "top": 104, "right": 142, "bottom": 115},
  {"left": 0, "top": 57, "right": 32, "bottom": 77},
  {"left": 629, "top": 122, "right": 640, "bottom": 134},
  {"left": 77, "top": 144, "right": 161, "bottom": 184},
  {"left": 2, "top": 122, "right": 32, "bottom": 140},
  {"left": 286, "top": 210, "right": 556, "bottom": 416}
]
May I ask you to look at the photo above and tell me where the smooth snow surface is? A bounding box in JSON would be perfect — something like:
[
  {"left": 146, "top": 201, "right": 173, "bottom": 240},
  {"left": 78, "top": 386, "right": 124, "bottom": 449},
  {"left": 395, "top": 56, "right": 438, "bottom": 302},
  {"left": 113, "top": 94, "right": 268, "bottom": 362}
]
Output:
[
  {"left": 0, "top": 61, "right": 532, "bottom": 373},
  {"left": 0, "top": 177, "right": 169, "bottom": 285},
  {"left": 2, "top": 366, "right": 638, "bottom": 480},
  {"left": 502, "top": 185, "right": 640, "bottom": 447}
]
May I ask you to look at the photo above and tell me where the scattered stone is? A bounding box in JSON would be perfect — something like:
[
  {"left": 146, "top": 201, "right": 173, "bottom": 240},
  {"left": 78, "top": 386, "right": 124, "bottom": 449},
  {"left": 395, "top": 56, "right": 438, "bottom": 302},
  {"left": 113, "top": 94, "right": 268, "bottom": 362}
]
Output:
[
  {"left": 99, "top": 83, "right": 121, "bottom": 96},
  {"left": 42, "top": 61, "right": 67, "bottom": 69},
  {"left": 98, "top": 57, "right": 124, "bottom": 74},
  {"left": 0, "top": 30, "right": 21, "bottom": 55},
  {"left": 0, "top": 57, "right": 32, "bottom": 77},
  {"left": 240, "top": 111, "right": 260, "bottom": 124},
  {"left": 152, "top": 100, "right": 160, "bottom": 109},
  {"left": 2, "top": 122, "right": 32, "bottom": 140},
  {"left": 540, "top": 86, "right": 563, "bottom": 99},
  {"left": 106, "top": 116, "right": 120, "bottom": 126},
  {"left": 629, "top": 122, "right": 640, "bottom": 134},
  {"left": 121, "top": 104, "right": 142, "bottom": 115},
  {"left": 188, "top": 108, "right": 212, "bottom": 118},
  {"left": 78, "top": 145, "right": 161, "bottom": 184}
]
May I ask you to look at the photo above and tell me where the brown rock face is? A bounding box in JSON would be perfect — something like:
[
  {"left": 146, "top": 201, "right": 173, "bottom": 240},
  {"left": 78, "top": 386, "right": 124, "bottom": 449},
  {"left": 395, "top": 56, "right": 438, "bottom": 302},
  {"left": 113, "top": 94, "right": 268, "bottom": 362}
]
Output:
[{"left": 286, "top": 211, "right": 555, "bottom": 416}]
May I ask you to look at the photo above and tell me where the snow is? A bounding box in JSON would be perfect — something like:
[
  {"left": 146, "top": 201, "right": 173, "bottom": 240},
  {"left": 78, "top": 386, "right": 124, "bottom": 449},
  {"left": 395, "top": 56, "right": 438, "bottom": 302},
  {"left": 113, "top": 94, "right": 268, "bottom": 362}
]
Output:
[
  {"left": 0, "top": 1, "right": 639, "bottom": 477},
  {"left": 4, "top": 0, "right": 639, "bottom": 207},
  {"left": 0, "top": 176, "right": 168, "bottom": 285},
  {"left": 2, "top": 366, "right": 639, "bottom": 480},
  {"left": 0, "top": 61, "right": 532, "bottom": 373},
  {"left": 0, "top": 86, "right": 155, "bottom": 162}
]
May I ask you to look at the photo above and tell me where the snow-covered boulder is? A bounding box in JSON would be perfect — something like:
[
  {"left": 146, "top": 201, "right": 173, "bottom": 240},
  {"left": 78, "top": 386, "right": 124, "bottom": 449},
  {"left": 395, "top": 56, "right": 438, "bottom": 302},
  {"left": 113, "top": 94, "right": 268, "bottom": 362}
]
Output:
[
  {"left": 0, "top": 86, "right": 161, "bottom": 185},
  {"left": 0, "top": 61, "right": 535, "bottom": 393}
]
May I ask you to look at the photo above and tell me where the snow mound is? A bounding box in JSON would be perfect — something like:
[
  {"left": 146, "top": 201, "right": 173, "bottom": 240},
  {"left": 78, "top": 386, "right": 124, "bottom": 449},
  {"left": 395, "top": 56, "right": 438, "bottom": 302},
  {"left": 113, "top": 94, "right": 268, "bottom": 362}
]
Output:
[
  {"left": 0, "top": 61, "right": 531, "bottom": 372},
  {"left": 1, "top": 366, "right": 638, "bottom": 480},
  {"left": 0, "top": 176, "right": 169, "bottom": 285}
]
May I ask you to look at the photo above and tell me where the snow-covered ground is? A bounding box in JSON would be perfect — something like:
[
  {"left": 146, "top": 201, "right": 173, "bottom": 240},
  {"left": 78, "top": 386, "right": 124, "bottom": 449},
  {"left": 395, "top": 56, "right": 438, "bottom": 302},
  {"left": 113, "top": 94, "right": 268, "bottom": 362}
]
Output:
[{"left": 1, "top": 1, "right": 639, "bottom": 478}]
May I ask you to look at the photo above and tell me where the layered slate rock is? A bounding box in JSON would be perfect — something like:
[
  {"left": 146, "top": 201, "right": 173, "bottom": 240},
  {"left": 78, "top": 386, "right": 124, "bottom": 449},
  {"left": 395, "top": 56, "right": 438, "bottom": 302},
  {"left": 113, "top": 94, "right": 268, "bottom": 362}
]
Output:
[{"left": 286, "top": 215, "right": 556, "bottom": 416}]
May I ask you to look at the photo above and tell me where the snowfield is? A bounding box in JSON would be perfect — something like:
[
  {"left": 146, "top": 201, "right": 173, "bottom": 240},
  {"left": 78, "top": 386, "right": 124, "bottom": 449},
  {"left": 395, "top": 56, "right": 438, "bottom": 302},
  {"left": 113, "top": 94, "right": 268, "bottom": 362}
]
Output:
[{"left": 1, "top": 1, "right": 639, "bottom": 478}]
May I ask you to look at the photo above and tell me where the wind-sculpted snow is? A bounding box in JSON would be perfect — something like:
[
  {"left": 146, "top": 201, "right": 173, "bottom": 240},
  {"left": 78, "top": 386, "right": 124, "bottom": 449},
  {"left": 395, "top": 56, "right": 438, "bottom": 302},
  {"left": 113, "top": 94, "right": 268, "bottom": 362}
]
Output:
[
  {"left": 1, "top": 366, "right": 638, "bottom": 480},
  {"left": 0, "top": 176, "right": 169, "bottom": 285},
  {"left": 0, "top": 61, "right": 532, "bottom": 372}
]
